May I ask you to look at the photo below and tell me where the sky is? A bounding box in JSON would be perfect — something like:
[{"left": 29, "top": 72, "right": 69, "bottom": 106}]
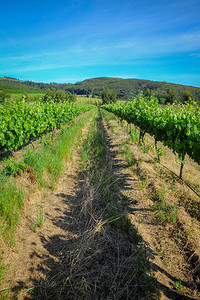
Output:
[{"left": 0, "top": 0, "right": 200, "bottom": 87}]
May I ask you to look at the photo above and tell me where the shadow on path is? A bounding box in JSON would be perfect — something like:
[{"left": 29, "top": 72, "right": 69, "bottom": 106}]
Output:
[{"left": 11, "top": 116, "right": 197, "bottom": 300}]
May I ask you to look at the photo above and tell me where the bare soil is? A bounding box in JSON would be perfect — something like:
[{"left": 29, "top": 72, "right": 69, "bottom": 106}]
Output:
[
  {"left": 1, "top": 117, "right": 93, "bottom": 299},
  {"left": 102, "top": 114, "right": 200, "bottom": 299}
]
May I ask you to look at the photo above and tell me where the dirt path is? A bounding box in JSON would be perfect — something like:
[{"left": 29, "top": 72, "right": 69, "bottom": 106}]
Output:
[
  {"left": 1, "top": 110, "right": 199, "bottom": 299},
  {"left": 1, "top": 115, "right": 94, "bottom": 299},
  {"left": 101, "top": 113, "right": 199, "bottom": 300}
]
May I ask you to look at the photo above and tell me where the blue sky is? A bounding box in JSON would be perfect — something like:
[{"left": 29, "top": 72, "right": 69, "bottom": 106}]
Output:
[{"left": 0, "top": 0, "right": 200, "bottom": 87}]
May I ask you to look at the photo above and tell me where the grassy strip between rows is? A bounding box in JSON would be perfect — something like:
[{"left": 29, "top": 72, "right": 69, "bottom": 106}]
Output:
[
  {"left": 0, "top": 108, "right": 96, "bottom": 246},
  {"left": 61, "top": 109, "right": 156, "bottom": 299},
  {"left": 7, "top": 108, "right": 157, "bottom": 300}
]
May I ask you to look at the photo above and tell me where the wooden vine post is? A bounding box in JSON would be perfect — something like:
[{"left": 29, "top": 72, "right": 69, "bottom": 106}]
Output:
[
  {"left": 139, "top": 130, "right": 145, "bottom": 146},
  {"left": 179, "top": 152, "right": 185, "bottom": 179},
  {"left": 53, "top": 124, "right": 57, "bottom": 140},
  {"left": 179, "top": 160, "right": 185, "bottom": 179},
  {"left": 11, "top": 150, "right": 15, "bottom": 158},
  {"left": 31, "top": 141, "right": 35, "bottom": 149}
]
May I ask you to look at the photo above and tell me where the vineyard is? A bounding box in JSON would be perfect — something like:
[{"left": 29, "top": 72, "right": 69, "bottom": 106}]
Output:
[
  {"left": 0, "top": 100, "right": 94, "bottom": 152},
  {"left": 102, "top": 94, "right": 200, "bottom": 178},
  {"left": 0, "top": 97, "right": 199, "bottom": 299}
]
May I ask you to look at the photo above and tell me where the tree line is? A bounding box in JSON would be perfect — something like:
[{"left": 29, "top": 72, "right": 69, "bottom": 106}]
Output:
[{"left": 1, "top": 76, "right": 200, "bottom": 104}]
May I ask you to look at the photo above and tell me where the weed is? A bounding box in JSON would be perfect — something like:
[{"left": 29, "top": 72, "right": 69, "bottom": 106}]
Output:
[
  {"left": 126, "top": 151, "right": 137, "bottom": 167},
  {"left": 139, "top": 174, "right": 149, "bottom": 190},
  {"left": 3, "top": 158, "right": 26, "bottom": 176},
  {"left": 121, "top": 144, "right": 137, "bottom": 167},
  {"left": 33, "top": 203, "right": 45, "bottom": 230},
  {"left": 153, "top": 191, "right": 178, "bottom": 224},
  {"left": 174, "top": 280, "right": 184, "bottom": 293},
  {"left": 141, "top": 145, "right": 152, "bottom": 154},
  {"left": 0, "top": 177, "right": 25, "bottom": 241},
  {"left": 0, "top": 289, "right": 10, "bottom": 299},
  {"left": 0, "top": 254, "right": 5, "bottom": 285},
  {"left": 154, "top": 146, "right": 163, "bottom": 162},
  {"left": 120, "top": 215, "right": 132, "bottom": 233},
  {"left": 130, "top": 129, "right": 139, "bottom": 143}
]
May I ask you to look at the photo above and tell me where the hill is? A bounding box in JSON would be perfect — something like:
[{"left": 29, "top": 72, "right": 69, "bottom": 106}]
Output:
[
  {"left": 64, "top": 77, "right": 200, "bottom": 102},
  {"left": 1, "top": 76, "right": 200, "bottom": 102},
  {"left": 0, "top": 76, "right": 41, "bottom": 93}
]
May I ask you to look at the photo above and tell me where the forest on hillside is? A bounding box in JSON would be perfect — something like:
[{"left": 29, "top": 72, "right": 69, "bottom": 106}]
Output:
[{"left": 1, "top": 76, "right": 200, "bottom": 103}]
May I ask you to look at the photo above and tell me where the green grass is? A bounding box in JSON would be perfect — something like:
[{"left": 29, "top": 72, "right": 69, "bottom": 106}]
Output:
[
  {"left": 24, "top": 108, "right": 96, "bottom": 189},
  {"left": 0, "top": 108, "right": 96, "bottom": 289},
  {"left": 6, "top": 91, "right": 45, "bottom": 101},
  {"left": 153, "top": 188, "right": 178, "bottom": 224},
  {"left": 33, "top": 203, "right": 45, "bottom": 231},
  {"left": 0, "top": 110, "right": 94, "bottom": 242},
  {"left": 0, "top": 175, "right": 26, "bottom": 242},
  {"left": 79, "top": 109, "right": 156, "bottom": 298},
  {"left": 82, "top": 111, "right": 145, "bottom": 242}
]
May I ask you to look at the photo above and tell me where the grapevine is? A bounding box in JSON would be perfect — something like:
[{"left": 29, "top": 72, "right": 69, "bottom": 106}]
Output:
[
  {"left": 102, "top": 94, "right": 200, "bottom": 178},
  {"left": 0, "top": 99, "right": 94, "bottom": 152}
]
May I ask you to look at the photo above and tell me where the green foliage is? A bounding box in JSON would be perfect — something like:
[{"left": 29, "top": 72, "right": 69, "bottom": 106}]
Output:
[
  {"left": 58, "top": 77, "right": 200, "bottom": 103},
  {"left": 122, "top": 144, "right": 137, "bottom": 167},
  {"left": 145, "top": 88, "right": 154, "bottom": 100},
  {"left": 0, "top": 177, "right": 25, "bottom": 239},
  {"left": 0, "top": 90, "right": 9, "bottom": 103},
  {"left": 22, "top": 93, "right": 29, "bottom": 102},
  {"left": 43, "top": 88, "right": 67, "bottom": 102},
  {"left": 153, "top": 195, "right": 178, "bottom": 224},
  {"left": 43, "top": 89, "right": 77, "bottom": 103},
  {"left": 0, "top": 77, "right": 41, "bottom": 93},
  {"left": 33, "top": 204, "right": 45, "bottom": 230},
  {"left": 154, "top": 146, "right": 163, "bottom": 162},
  {"left": 166, "top": 88, "right": 178, "bottom": 104},
  {"left": 66, "top": 92, "right": 77, "bottom": 102},
  {"left": 0, "top": 100, "right": 94, "bottom": 152},
  {"left": 182, "top": 90, "right": 195, "bottom": 104},
  {"left": 1, "top": 76, "right": 200, "bottom": 104},
  {"left": 159, "top": 98, "right": 166, "bottom": 104},
  {"left": 4, "top": 158, "right": 26, "bottom": 176},
  {"left": 102, "top": 95, "right": 200, "bottom": 166},
  {"left": 24, "top": 108, "right": 96, "bottom": 189},
  {"left": 130, "top": 128, "right": 139, "bottom": 143},
  {"left": 102, "top": 87, "right": 117, "bottom": 104}
]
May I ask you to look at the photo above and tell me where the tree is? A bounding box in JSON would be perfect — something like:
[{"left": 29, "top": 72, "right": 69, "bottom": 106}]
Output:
[
  {"left": 54, "top": 89, "right": 66, "bottom": 102},
  {"left": 145, "top": 88, "right": 154, "bottom": 100},
  {"left": 66, "top": 92, "right": 77, "bottom": 102},
  {"left": 182, "top": 91, "right": 195, "bottom": 104},
  {"left": 102, "top": 87, "right": 117, "bottom": 104},
  {"left": 43, "top": 89, "right": 66, "bottom": 102},
  {"left": 166, "top": 88, "right": 178, "bottom": 104}
]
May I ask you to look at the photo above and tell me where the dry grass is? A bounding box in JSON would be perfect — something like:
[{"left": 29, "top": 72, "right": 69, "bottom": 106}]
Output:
[{"left": 29, "top": 112, "right": 156, "bottom": 299}]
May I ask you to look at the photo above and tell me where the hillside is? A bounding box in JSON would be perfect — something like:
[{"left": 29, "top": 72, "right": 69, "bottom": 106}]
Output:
[
  {"left": 65, "top": 77, "right": 200, "bottom": 101},
  {"left": 1, "top": 76, "right": 200, "bottom": 102},
  {"left": 0, "top": 76, "right": 41, "bottom": 93}
]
